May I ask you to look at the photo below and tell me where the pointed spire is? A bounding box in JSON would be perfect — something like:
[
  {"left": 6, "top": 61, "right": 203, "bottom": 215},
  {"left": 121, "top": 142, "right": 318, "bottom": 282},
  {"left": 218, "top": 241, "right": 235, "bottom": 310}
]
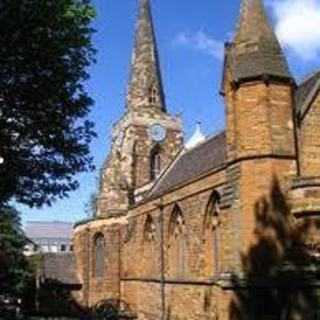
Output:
[
  {"left": 227, "top": 0, "right": 292, "bottom": 83},
  {"left": 235, "top": 0, "right": 277, "bottom": 44},
  {"left": 126, "top": 0, "right": 166, "bottom": 113}
]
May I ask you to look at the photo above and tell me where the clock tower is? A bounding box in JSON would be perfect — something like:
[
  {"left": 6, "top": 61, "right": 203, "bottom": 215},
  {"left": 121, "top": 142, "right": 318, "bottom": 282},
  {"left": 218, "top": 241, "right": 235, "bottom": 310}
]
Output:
[{"left": 96, "top": 0, "right": 183, "bottom": 217}]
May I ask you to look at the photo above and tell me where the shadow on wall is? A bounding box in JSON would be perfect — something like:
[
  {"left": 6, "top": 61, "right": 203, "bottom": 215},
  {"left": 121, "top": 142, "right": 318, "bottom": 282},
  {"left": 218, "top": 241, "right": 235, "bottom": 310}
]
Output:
[
  {"left": 22, "top": 279, "right": 88, "bottom": 319},
  {"left": 23, "top": 278, "right": 136, "bottom": 320},
  {"left": 92, "top": 299, "right": 137, "bottom": 320},
  {"left": 229, "top": 177, "right": 320, "bottom": 320}
]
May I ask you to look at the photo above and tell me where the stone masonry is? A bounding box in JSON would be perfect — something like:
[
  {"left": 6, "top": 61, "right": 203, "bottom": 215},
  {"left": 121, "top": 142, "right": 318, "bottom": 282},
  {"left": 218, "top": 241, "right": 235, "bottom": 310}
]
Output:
[{"left": 72, "top": 0, "right": 320, "bottom": 319}]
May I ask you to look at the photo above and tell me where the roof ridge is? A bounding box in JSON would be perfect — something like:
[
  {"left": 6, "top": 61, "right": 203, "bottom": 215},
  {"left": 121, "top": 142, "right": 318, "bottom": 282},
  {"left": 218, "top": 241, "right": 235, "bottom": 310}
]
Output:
[
  {"left": 145, "top": 147, "right": 185, "bottom": 200},
  {"left": 298, "top": 70, "right": 320, "bottom": 86},
  {"left": 147, "top": 130, "right": 226, "bottom": 200}
]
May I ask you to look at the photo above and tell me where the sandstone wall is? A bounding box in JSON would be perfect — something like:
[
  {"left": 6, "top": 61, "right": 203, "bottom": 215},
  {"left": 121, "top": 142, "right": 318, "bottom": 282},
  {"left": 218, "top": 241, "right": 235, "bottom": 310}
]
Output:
[
  {"left": 298, "top": 93, "right": 320, "bottom": 177},
  {"left": 73, "top": 219, "right": 124, "bottom": 308}
]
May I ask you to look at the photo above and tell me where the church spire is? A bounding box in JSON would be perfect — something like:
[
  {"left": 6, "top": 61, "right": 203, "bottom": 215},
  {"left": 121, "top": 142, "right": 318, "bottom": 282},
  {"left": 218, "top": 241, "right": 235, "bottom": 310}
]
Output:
[
  {"left": 126, "top": 0, "right": 166, "bottom": 113},
  {"left": 235, "top": 0, "right": 277, "bottom": 44},
  {"left": 227, "top": 0, "right": 292, "bottom": 83}
]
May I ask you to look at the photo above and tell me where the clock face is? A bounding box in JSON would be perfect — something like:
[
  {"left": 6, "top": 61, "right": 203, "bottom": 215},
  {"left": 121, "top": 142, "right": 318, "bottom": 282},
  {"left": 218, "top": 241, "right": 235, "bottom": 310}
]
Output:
[{"left": 149, "top": 124, "right": 167, "bottom": 142}]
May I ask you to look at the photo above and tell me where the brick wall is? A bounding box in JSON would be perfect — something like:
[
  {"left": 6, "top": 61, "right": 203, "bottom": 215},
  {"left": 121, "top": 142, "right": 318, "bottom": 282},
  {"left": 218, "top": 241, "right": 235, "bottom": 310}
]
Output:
[
  {"left": 224, "top": 80, "right": 295, "bottom": 160},
  {"left": 73, "top": 221, "right": 123, "bottom": 308},
  {"left": 237, "top": 158, "right": 296, "bottom": 263},
  {"left": 72, "top": 79, "right": 317, "bottom": 320},
  {"left": 299, "top": 94, "right": 320, "bottom": 177},
  {"left": 119, "top": 169, "right": 238, "bottom": 319}
]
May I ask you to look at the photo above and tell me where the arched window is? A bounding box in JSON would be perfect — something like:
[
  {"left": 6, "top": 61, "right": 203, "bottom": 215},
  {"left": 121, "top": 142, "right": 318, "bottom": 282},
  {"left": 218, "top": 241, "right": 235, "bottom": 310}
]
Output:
[
  {"left": 150, "top": 145, "right": 161, "bottom": 180},
  {"left": 144, "top": 215, "right": 156, "bottom": 242},
  {"left": 131, "top": 141, "right": 138, "bottom": 198},
  {"left": 203, "top": 191, "right": 221, "bottom": 276},
  {"left": 168, "top": 205, "right": 186, "bottom": 277},
  {"left": 94, "top": 233, "right": 105, "bottom": 278},
  {"left": 143, "top": 215, "right": 157, "bottom": 276},
  {"left": 148, "top": 85, "right": 158, "bottom": 104}
]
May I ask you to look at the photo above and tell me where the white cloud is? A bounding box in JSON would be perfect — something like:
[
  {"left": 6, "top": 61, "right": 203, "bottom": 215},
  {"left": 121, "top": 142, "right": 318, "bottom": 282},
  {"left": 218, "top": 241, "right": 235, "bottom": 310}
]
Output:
[
  {"left": 174, "top": 31, "right": 224, "bottom": 61},
  {"left": 270, "top": 0, "right": 320, "bottom": 61}
]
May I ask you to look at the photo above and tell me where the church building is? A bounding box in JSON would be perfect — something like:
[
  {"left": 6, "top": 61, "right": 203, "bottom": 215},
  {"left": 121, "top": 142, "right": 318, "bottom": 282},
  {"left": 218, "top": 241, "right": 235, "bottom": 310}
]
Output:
[{"left": 71, "top": 0, "right": 320, "bottom": 318}]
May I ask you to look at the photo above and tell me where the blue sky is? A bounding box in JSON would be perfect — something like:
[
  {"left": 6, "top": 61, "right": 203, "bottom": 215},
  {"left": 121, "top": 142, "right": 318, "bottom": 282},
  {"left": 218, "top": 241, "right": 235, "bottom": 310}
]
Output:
[{"left": 20, "top": 0, "right": 320, "bottom": 225}]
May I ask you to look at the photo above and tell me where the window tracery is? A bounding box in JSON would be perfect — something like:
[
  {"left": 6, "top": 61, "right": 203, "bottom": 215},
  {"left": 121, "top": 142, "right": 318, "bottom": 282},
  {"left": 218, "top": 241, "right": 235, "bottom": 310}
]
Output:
[
  {"left": 94, "top": 233, "right": 105, "bottom": 278},
  {"left": 144, "top": 215, "right": 156, "bottom": 242},
  {"left": 148, "top": 85, "right": 158, "bottom": 104},
  {"left": 203, "top": 191, "right": 221, "bottom": 276},
  {"left": 168, "top": 205, "right": 186, "bottom": 277}
]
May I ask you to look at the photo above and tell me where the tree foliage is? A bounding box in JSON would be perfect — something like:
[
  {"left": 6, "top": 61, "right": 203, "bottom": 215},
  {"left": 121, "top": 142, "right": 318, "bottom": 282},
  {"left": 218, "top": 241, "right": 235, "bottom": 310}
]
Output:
[
  {"left": 85, "top": 191, "right": 98, "bottom": 218},
  {"left": 0, "top": 0, "right": 96, "bottom": 207},
  {"left": 0, "top": 205, "right": 29, "bottom": 299}
]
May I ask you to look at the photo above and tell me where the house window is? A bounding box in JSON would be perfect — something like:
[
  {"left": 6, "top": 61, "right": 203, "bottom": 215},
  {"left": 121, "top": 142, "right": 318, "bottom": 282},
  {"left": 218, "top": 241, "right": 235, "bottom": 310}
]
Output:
[
  {"left": 203, "top": 191, "right": 221, "bottom": 276},
  {"left": 42, "top": 245, "right": 49, "bottom": 252},
  {"left": 60, "top": 244, "right": 66, "bottom": 252},
  {"left": 150, "top": 145, "right": 161, "bottom": 180},
  {"left": 168, "top": 205, "right": 186, "bottom": 277},
  {"left": 94, "top": 234, "right": 105, "bottom": 278}
]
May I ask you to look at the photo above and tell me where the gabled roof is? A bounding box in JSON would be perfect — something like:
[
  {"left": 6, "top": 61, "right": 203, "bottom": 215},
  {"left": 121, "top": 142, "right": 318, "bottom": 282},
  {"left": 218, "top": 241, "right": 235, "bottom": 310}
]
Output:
[
  {"left": 25, "top": 221, "right": 73, "bottom": 239},
  {"left": 148, "top": 132, "right": 226, "bottom": 198},
  {"left": 295, "top": 71, "right": 320, "bottom": 120},
  {"left": 41, "top": 253, "right": 80, "bottom": 285}
]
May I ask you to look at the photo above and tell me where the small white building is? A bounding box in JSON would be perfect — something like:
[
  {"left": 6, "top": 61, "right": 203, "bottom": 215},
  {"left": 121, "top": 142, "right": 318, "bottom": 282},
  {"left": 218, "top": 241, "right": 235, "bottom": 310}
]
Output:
[{"left": 24, "top": 221, "right": 73, "bottom": 256}]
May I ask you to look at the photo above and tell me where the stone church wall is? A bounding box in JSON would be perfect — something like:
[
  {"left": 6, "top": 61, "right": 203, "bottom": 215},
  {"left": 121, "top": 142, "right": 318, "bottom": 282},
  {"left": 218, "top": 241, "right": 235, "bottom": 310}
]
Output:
[
  {"left": 298, "top": 93, "right": 320, "bottom": 177},
  {"left": 119, "top": 169, "right": 238, "bottom": 319},
  {"left": 73, "top": 219, "right": 124, "bottom": 308}
]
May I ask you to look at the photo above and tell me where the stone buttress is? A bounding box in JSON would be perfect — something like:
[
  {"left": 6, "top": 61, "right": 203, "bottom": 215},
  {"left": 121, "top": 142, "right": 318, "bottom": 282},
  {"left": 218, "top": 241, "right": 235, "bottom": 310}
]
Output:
[{"left": 221, "top": 0, "right": 297, "bottom": 271}]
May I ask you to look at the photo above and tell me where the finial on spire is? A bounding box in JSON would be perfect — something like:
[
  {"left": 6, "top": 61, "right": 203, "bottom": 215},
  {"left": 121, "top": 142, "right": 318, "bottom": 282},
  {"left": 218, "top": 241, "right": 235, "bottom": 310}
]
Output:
[{"left": 126, "top": 0, "right": 166, "bottom": 113}]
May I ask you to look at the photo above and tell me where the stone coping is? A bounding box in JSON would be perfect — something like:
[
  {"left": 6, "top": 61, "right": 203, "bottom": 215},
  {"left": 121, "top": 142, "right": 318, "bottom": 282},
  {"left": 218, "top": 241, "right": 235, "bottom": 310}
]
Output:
[
  {"left": 73, "top": 216, "right": 128, "bottom": 234},
  {"left": 292, "top": 176, "right": 320, "bottom": 189},
  {"left": 121, "top": 269, "right": 320, "bottom": 290}
]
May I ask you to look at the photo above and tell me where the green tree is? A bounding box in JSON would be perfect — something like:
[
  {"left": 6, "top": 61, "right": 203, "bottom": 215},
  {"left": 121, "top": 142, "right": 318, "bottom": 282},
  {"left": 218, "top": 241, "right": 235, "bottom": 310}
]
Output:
[
  {"left": 0, "top": 205, "right": 29, "bottom": 300},
  {"left": 0, "top": 0, "right": 96, "bottom": 207}
]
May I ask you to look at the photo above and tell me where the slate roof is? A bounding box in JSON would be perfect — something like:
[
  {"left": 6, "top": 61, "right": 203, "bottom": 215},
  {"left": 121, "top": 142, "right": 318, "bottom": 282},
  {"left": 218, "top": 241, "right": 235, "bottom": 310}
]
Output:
[
  {"left": 227, "top": 45, "right": 291, "bottom": 83},
  {"left": 41, "top": 253, "right": 80, "bottom": 285},
  {"left": 149, "top": 132, "right": 226, "bottom": 198},
  {"left": 25, "top": 221, "right": 73, "bottom": 239},
  {"left": 295, "top": 71, "right": 320, "bottom": 116}
]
